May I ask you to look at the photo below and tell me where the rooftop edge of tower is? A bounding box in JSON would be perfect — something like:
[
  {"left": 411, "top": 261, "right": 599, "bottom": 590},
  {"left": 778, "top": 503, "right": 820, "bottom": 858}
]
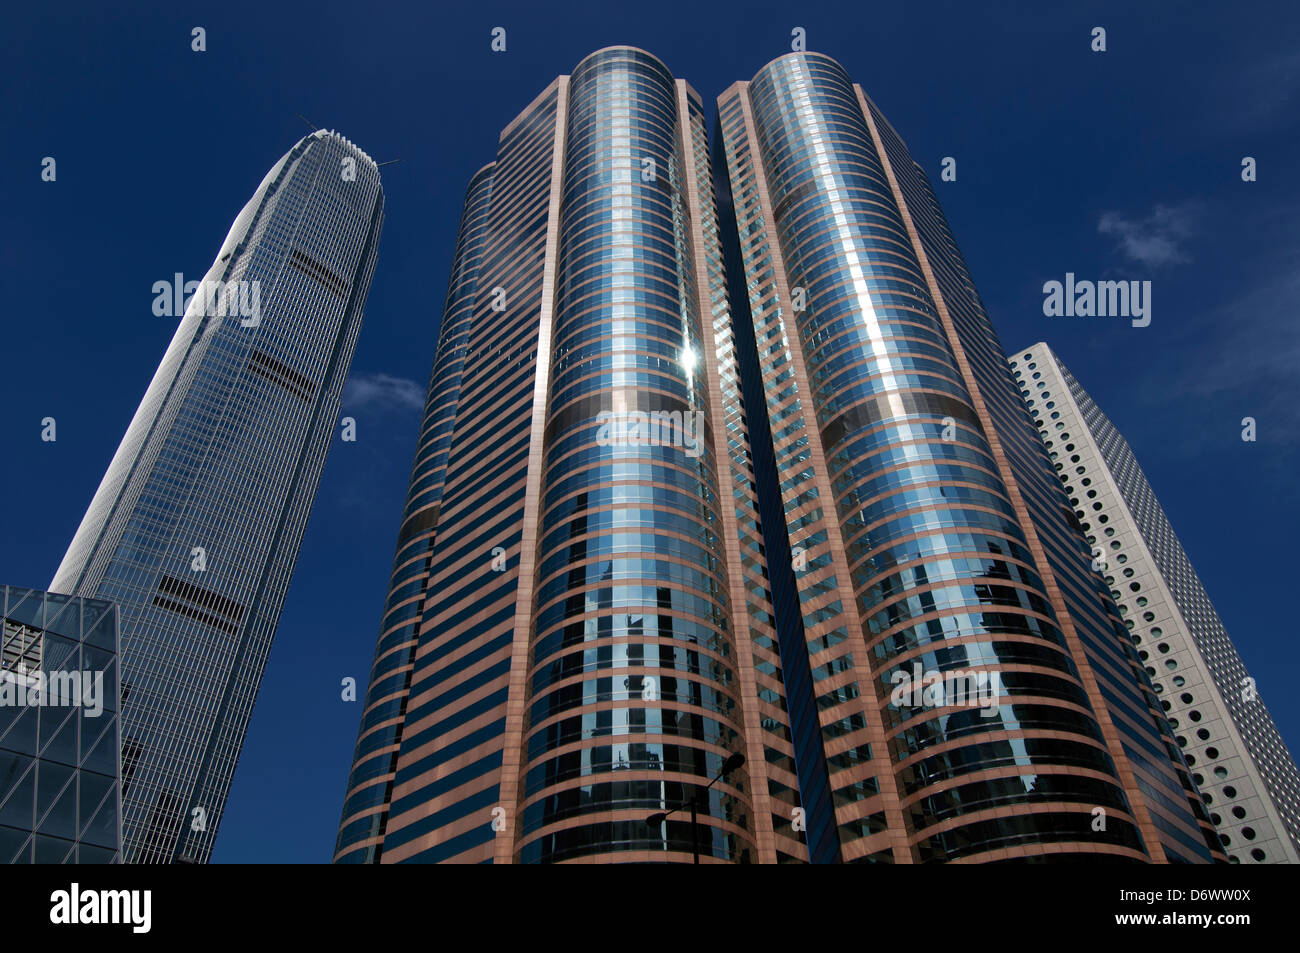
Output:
[{"left": 309, "top": 128, "right": 379, "bottom": 169}]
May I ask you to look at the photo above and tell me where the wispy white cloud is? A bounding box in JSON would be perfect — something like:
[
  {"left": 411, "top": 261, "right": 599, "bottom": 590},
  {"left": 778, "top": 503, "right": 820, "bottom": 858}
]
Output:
[
  {"left": 1221, "top": 48, "right": 1300, "bottom": 133},
  {"left": 1141, "top": 240, "right": 1300, "bottom": 446},
  {"left": 342, "top": 372, "right": 424, "bottom": 412},
  {"left": 1097, "top": 203, "right": 1200, "bottom": 268},
  {"left": 1177, "top": 268, "right": 1300, "bottom": 394}
]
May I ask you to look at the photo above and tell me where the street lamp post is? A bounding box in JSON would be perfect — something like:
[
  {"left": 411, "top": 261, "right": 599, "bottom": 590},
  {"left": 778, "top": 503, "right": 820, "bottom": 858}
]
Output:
[{"left": 645, "top": 752, "right": 745, "bottom": 863}]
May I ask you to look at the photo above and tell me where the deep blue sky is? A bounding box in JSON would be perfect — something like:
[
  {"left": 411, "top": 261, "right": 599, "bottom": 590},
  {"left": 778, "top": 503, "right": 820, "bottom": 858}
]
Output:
[{"left": 3, "top": 1, "right": 1297, "bottom": 862}]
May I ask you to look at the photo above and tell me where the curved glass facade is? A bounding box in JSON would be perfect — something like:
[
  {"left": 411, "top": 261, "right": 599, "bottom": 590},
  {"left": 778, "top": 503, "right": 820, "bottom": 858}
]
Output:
[
  {"left": 336, "top": 47, "right": 1223, "bottom": 864},
  {"left": 334, "top": 165, "right": 493, "bottom": 863},
  {"left": 336, "top": 49, "right": 772, "bottom": 864},
  {"left": 860, "top": 89, "right": 1221, "bottom": 863},
  {"left": 52, "top": 131, "right": 385, "bottom": 863},
  {"left": 715, "top": 52, "right": 1222, "bottom": 862},
  {"left": 519, "top": 48, "right": 752, "bottom": 863}
]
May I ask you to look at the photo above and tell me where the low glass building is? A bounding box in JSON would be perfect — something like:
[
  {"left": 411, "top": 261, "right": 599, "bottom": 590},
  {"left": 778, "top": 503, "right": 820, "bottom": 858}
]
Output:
[{"left": 0, "top": 585, "right": 121, "bottom": 863}]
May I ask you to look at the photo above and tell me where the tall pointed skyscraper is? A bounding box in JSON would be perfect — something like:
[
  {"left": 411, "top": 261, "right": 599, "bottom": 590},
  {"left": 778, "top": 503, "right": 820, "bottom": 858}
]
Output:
[
  {"left": 52, "top": 130, "right": 385, "bottom": 863},
  {"left": 1012, "top": 341, "right": 1300, "bottom": 863}
]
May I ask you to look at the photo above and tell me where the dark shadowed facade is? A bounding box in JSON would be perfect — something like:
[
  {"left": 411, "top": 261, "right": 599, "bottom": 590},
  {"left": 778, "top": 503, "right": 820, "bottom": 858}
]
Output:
[{"left": 1, "top": 585, "right": 121, "bottom": 863}]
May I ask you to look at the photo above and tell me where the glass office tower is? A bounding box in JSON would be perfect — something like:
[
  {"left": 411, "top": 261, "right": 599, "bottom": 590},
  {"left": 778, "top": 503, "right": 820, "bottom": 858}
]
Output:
[
  {"left": 333, "top": 163, "right": 495, "bottom": 863},
  {"left": 52, "top": 130, "right": 385, "bottom": 863},
  {"left": 1014, "top": 341, "right": 1300, "bottom": 863},
  {"left": 714, "top": 51, "right": 1221, "bottom": 863},
  {"left": 337, "top": 47, "right": 783, "bottom": 864},
  {"left": 1, "top": 586, "right": 121, "bottom": 863},
  {"left": 338, "top": 48, "right": 1223, "bottom": 863}
]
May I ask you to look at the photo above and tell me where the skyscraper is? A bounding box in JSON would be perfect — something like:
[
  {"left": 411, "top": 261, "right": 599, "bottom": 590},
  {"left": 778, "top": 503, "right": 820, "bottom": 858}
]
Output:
[
  {"left": 712, "top": 51, "right": 1220, "bottom": 864},
  {"left": 1013, "top": 341, "right": 1300, "bottom": 864},
  {"left": 337, "top": 48, "right": 1222, "bottom": 863},
  {"left": 52, "top": 130, "right": 385, "bottom": 863},
  {"left": 333, "top": 162, "right": 493, "bottom": 863},
  {"left": 337, "top": 46, "right": 769, "bottom": 865}
]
